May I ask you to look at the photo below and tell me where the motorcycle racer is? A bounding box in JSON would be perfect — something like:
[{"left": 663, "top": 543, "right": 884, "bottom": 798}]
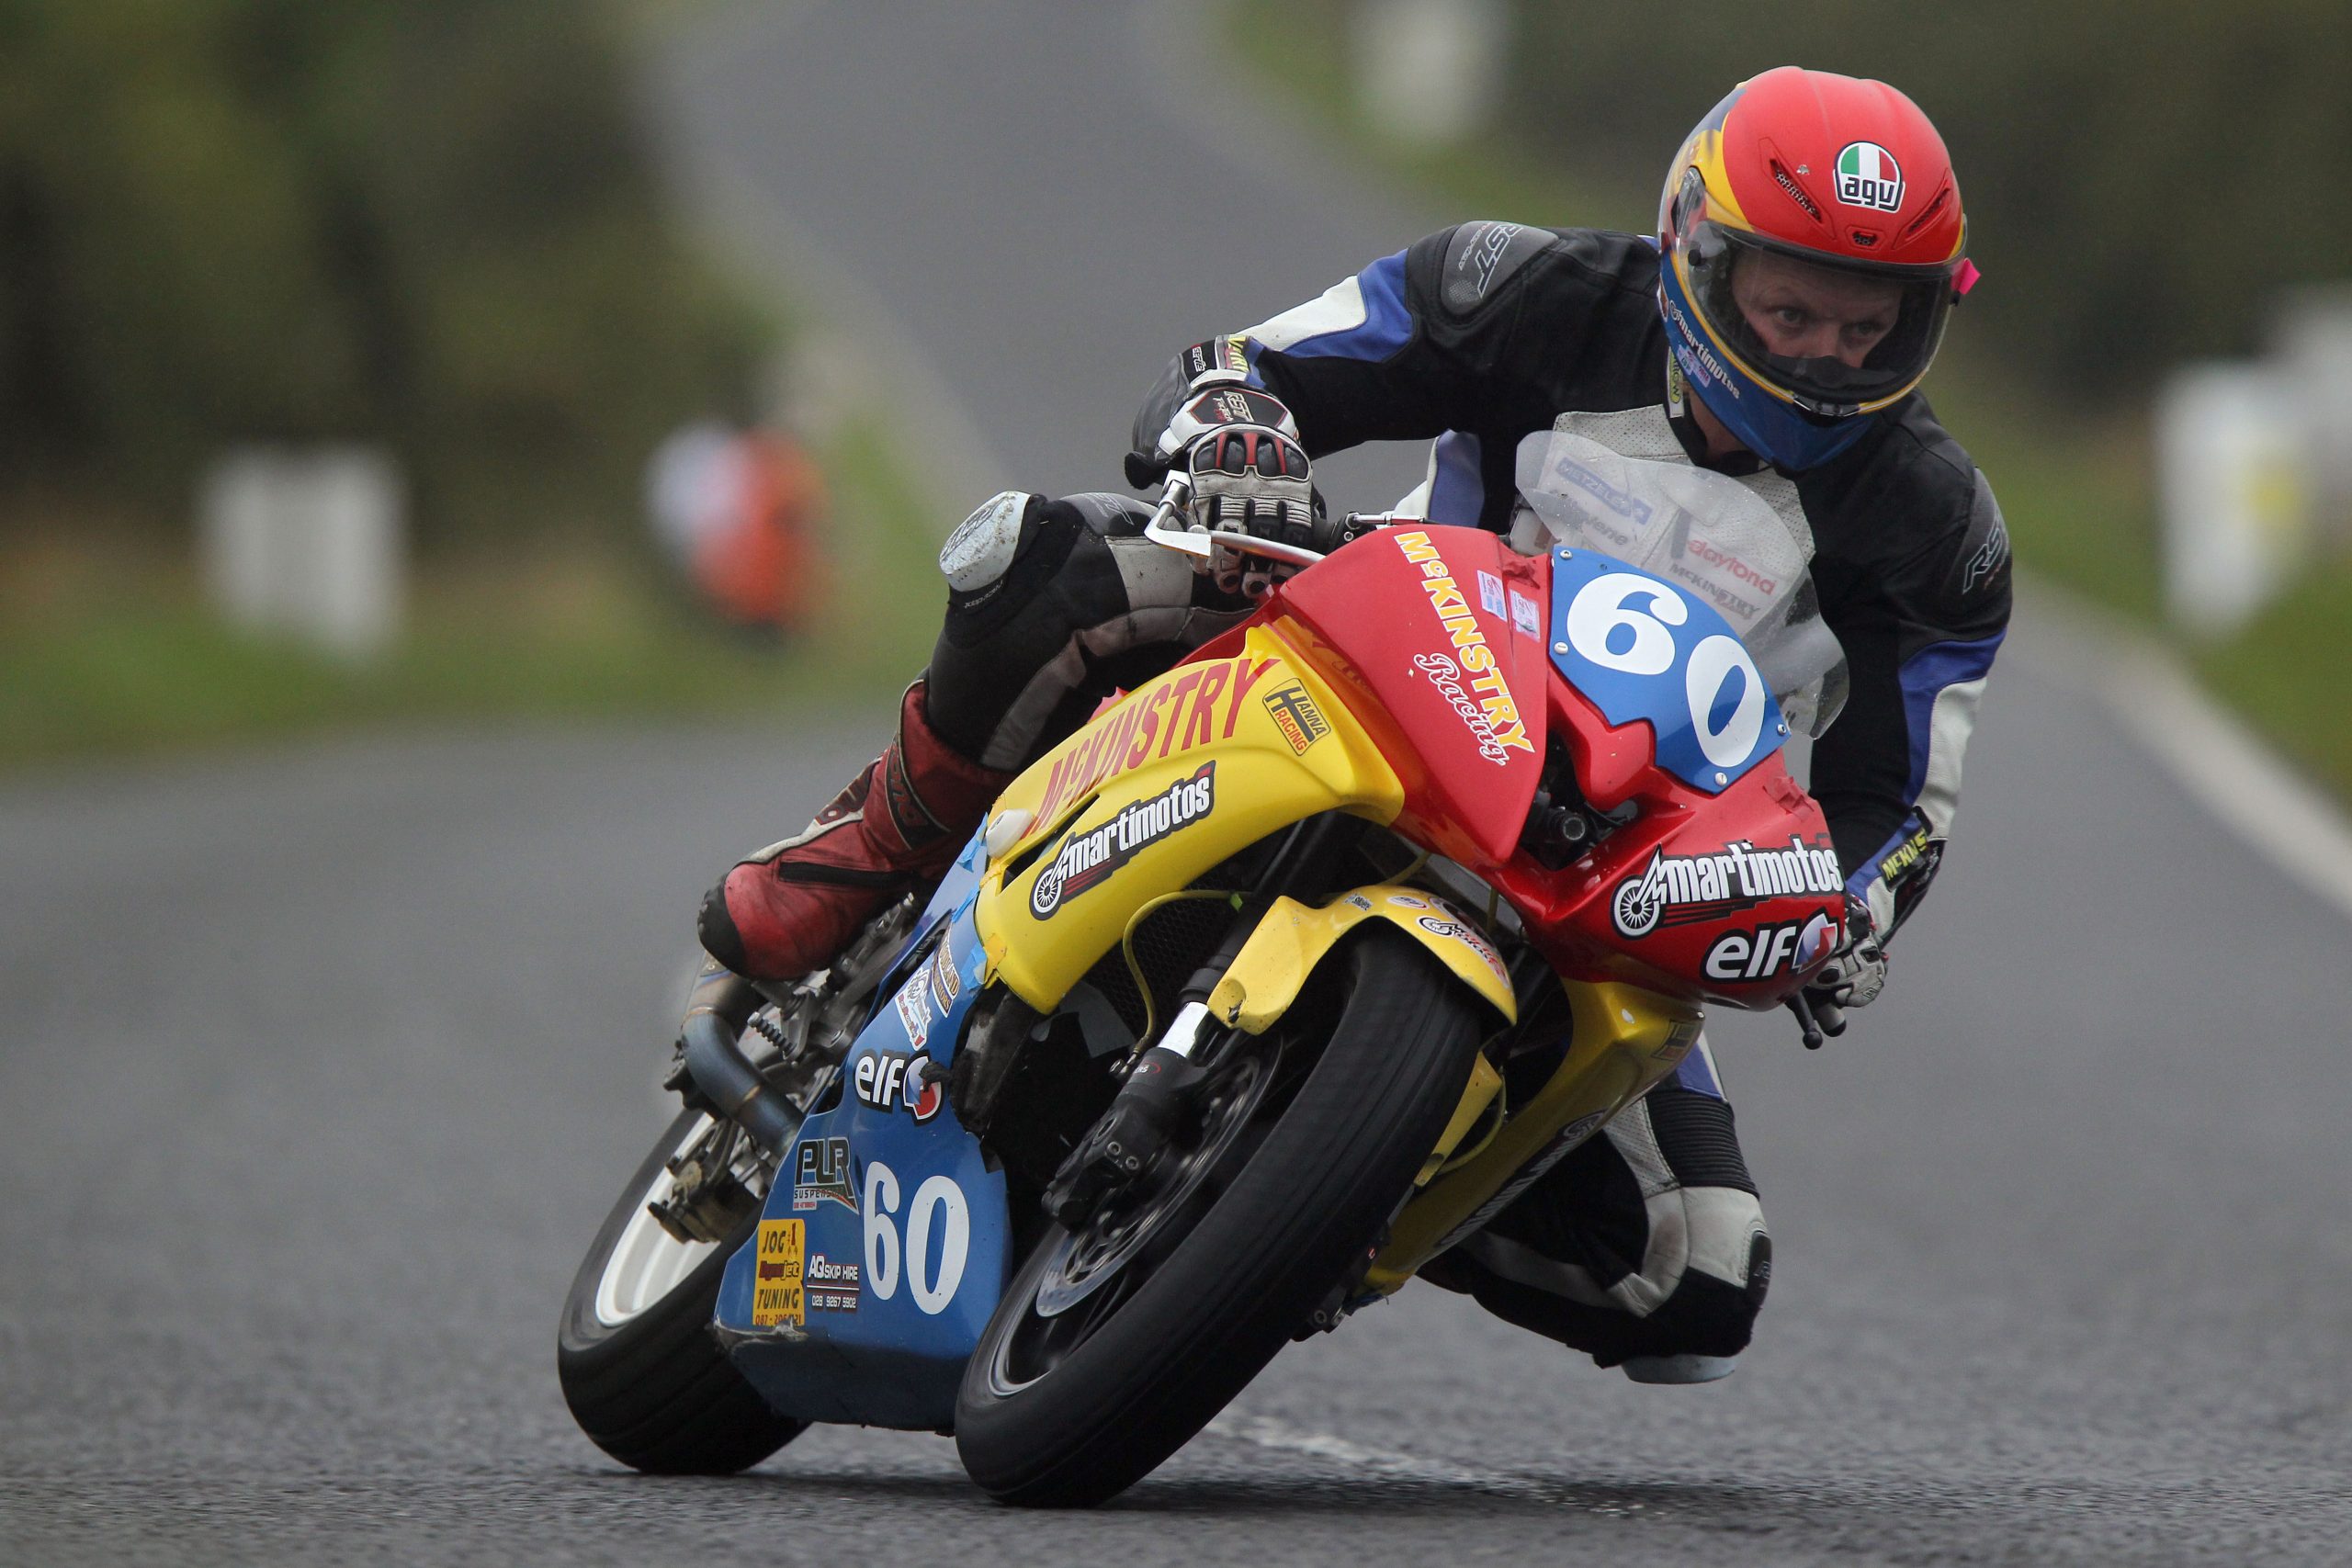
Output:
[{"left": 698, "top": 67, "right": 2009, "bottom": 1383}]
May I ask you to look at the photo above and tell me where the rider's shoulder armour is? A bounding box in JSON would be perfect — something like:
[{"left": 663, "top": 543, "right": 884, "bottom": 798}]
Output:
[
  {"left": 1436, "top": 220, "right": 1558, "bottom": 318},
  {"left": 1945, "top": 470, "right": 2011, "bottom": 604}
]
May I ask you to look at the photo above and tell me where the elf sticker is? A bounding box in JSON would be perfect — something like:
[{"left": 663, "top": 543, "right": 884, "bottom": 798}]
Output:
[{"left": 1833, "top": 142, "right": 1903, "bottom": 212}]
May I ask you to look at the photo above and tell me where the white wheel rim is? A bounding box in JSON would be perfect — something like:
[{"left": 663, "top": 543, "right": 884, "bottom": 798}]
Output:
[{"left": 593, "top": 1115, "right": 722, "bottom": 1327}]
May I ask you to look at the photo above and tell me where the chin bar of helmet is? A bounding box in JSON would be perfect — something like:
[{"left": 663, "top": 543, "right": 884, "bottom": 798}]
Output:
[{"left": 1141, "top": 471, "right": 1329, "bottom": 569}]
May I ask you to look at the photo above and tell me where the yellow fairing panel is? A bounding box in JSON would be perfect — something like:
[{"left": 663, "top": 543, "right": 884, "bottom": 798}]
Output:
[
  {"left": 1363, "top": 979, "right": 1704, "bottom": 1293},
  {"left": 973, "top": 626, "right": 1405, "bottom": 1012},
  {"left": 1203, "top": 886, "right": 1517, "bottom": 1034}
]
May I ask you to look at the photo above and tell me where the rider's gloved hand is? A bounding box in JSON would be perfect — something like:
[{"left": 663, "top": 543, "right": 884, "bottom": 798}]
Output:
[
  {"left": 1802, "top": 895, "right": 1887, "bottom": 1038},
  {"left": 1155, "top": 387, "right": 1329, "bottom": 598}
]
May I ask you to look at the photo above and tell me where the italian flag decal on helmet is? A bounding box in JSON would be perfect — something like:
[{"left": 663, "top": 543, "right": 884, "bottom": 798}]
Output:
[{"left": 1833, "top": 141, "right": 1904, "bottom": 212}]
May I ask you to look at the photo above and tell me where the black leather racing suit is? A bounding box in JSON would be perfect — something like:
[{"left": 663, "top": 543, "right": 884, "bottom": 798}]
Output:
[{"left": 925, "top": 222, "right": 2012, "bottom": 1367}]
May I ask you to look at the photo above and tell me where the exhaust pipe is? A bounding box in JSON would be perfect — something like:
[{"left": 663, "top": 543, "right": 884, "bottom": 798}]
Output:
[{"left": 676, "top": 961, "right": 798, "bottom": 1155}]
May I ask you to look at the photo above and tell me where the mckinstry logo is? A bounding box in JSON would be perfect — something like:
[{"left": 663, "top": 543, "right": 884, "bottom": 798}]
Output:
[
  {"left": 1611, "top": 836, "right": 1844, "bottom": 938},
  {"left": 1029, "top": 762, "right": 1216, "bottom": 919},
  {"left": 1834, "top": 141, "right": 1904, "bottom": 212},
  {"left": 1393, "top": 532, "right": 1535, "bottom": 761}
]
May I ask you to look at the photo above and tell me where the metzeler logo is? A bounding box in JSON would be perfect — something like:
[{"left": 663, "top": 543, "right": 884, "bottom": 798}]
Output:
[
  {"left": 1834, "top": 141, "right": 1904, "bottom": 212},
  {"left": 1551, "top": 456, "right": 1652, "bottom": 525},
  {"left": 1611, "top": 836, "right": 1844, "bottom": 938},
  {"left": 1030, "top": 761, "right": 1216, "bottom": 919}
]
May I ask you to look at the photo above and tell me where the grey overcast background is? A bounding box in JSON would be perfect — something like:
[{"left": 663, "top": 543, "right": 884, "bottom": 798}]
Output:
[{"left": 5, "top": 5, "right": 2347, "bottom": 1563}]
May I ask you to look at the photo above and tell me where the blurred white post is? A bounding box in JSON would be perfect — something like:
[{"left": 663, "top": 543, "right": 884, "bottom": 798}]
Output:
[
  {"left": 200, "top": 447, "right": 405, "bottom": 660},
  {"left": 2273, "top": 287, "right": 2352, "bottom": 552},
  {"left": 1354, "top": 0, "right": 1508, "bottom": 147},
  {"left": 2155, "top": 365, "right": 2308, "bottom": 638}
]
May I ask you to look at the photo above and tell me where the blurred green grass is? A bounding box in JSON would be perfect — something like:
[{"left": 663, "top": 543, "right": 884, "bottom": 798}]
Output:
[
  {"left": 0, "top": 420, "right": 940, "bottom": 770},
  {"left": 2195, "top": 559, "right": 2352, "bottom": 793}
]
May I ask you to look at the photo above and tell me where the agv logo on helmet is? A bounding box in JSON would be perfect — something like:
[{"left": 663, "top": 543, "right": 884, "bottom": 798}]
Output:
[{"left": 1833, "top": 142, "right": 1904, "bottom": 212}]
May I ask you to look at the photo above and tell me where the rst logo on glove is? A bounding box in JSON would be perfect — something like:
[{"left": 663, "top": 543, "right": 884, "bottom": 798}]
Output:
[{"left": 1029, "top": 762, "right": 1216, "bottom": 919}]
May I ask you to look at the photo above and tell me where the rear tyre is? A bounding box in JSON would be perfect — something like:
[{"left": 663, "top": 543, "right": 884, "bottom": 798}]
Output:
[
  {"left": 954, "top": 929, "right": 1484, "bottom": 1506},
  {"left": 558, "top": 1108, "right": 808, "bottom": 1474}
]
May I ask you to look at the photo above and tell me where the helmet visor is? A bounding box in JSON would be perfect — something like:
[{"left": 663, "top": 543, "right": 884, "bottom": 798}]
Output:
[{"left": 1678, "top": 218, "right": 1957, "bottom": 416}]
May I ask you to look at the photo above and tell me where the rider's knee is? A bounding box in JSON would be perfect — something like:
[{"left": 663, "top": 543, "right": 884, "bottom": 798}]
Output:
[
  {"left": 1623, "top": 1215, "right": 1772, "bottom": 1360},
  {"left": 936, "top": 491, "right": 1132, "bottom": 645}
]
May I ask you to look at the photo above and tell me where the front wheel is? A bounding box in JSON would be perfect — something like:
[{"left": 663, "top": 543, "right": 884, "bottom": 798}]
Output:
[
  {"left": 557, "top": 1108, "right": 808, "bottom": 1474},
  {"left": 954, "top": 928, "right": 1485, "bottom": 1506}
]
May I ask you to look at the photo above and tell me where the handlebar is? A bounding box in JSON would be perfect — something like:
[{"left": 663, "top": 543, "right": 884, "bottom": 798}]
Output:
[{"left": 1139, "top": 471, "right": 1329, "bottom": 570}]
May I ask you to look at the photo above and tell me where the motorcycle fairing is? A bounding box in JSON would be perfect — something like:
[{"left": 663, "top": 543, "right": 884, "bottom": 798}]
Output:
[
  {"left": 1544, "top": 546, "right": 1790, "bottom": 796},
  {"left": 1363, "top": 976, "right": 1705, "bottom": 1292},
  {"left": 1274, "top": 525, "right": 1549, "bottom": 865},
  {"left": 1202, "top": 885, "right": 1517, "bottom": 1033},
  {"left": 712, "top": 863, "right": 1012, "bottom": 1432},
  {"left": 974, "top": 626, "right": 1406, "bottom": 1014}
]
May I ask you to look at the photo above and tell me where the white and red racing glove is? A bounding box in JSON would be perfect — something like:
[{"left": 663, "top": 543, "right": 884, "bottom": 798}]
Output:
[
  {"left": 1160, "top": 387, "right": 1328, "bottom": 597},
  {"left": 1802, "top": 894, "right": 1888, "bottom": 1037}
]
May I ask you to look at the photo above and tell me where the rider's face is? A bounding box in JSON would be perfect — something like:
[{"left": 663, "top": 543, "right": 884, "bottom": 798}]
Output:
[{"left": 1730, "top": 250, "right": 1903, "bottom": 369}]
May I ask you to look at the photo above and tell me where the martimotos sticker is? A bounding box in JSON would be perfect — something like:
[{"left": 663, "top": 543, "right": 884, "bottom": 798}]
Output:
[
  {"left": 1834, "top": 141, "right": 1904, "bottom": 212},
  {"left": 1030, "top": 761, "right": 1216, "bottom": 918}
]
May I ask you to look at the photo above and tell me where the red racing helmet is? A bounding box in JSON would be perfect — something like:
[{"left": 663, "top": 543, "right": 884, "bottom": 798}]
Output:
[{"left": 1657, "top": 68, "right": 1976, "bottom": 468}]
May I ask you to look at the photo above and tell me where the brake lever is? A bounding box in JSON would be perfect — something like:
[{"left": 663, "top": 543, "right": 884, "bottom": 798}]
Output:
[
  {"left": 1138, "top": 472, "right": 1328, "bottom": 569},
  {"left": 1787, "top": 991, "right": 1826, "bottom": 1050}
]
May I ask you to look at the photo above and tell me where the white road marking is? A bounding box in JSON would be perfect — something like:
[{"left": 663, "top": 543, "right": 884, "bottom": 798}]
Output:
[
  {"left": 2014, "top": 577, "right": 2352, "bottom": 926},
  {"left": 1204, "top": 1409, "right": 1537, "bottom": 1495}
]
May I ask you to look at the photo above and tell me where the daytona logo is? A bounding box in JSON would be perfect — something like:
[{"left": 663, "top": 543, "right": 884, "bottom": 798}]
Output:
[
  {"left": 1030, "top": 762, "right": 1216, "bottom": 918},
  {"left": 1611, "top": 835, "right": 1844, "bottom": 938}
]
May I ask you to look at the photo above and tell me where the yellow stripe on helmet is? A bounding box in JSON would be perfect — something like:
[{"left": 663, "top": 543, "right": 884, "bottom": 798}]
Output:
[{"left": 1687, "top": 130, "right": 1750, "bottom": 231}]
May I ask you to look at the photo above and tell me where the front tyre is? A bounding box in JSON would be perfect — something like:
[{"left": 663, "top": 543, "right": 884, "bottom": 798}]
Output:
[
  {"left": 954, "top": 929, "right": 1484, "bottom": 1506},
  {"left": 558, "top": 1108, "right": 808, "bottom": 1473}
]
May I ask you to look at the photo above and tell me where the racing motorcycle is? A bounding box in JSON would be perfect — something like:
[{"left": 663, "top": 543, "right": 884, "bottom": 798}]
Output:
[{"left": 557, "top": 421, "right": 1852, "bottom": 1506}]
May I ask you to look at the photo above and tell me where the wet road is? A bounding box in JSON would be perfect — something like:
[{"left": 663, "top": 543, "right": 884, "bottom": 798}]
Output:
[{"left": 5, "top": 4, "right": 2348, "bottom": 1563}]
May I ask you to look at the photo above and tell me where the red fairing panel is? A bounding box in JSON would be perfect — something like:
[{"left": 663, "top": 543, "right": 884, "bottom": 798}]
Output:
[
  {"left": 1275, "top": 526, "right": 1548, "bottom": 864},
  {"left": 1495, "top": 728, "right": 1846, "bottom": 1008}
]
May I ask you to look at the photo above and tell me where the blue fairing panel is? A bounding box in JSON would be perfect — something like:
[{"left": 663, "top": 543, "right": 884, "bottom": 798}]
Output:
[
  {"left": 1547, "top": 547, "right": 1789, "bottom": 795},
  {"left": 713, "top": 829, "right": 1012, "bottom": 1431}
]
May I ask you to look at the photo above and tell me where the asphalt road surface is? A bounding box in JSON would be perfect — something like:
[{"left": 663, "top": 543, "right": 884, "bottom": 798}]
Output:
[{"left": 6, "top": 5, "right": 2350, "bottom": 1563}]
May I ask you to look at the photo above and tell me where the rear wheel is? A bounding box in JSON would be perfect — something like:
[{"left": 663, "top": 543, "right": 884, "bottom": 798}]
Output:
[
  {"left": 557, "top": 1108, "right": 808, "bottom": 1474},
  {"left": 954, "top": 928, "right": 1484, "bottom": 1506}
]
